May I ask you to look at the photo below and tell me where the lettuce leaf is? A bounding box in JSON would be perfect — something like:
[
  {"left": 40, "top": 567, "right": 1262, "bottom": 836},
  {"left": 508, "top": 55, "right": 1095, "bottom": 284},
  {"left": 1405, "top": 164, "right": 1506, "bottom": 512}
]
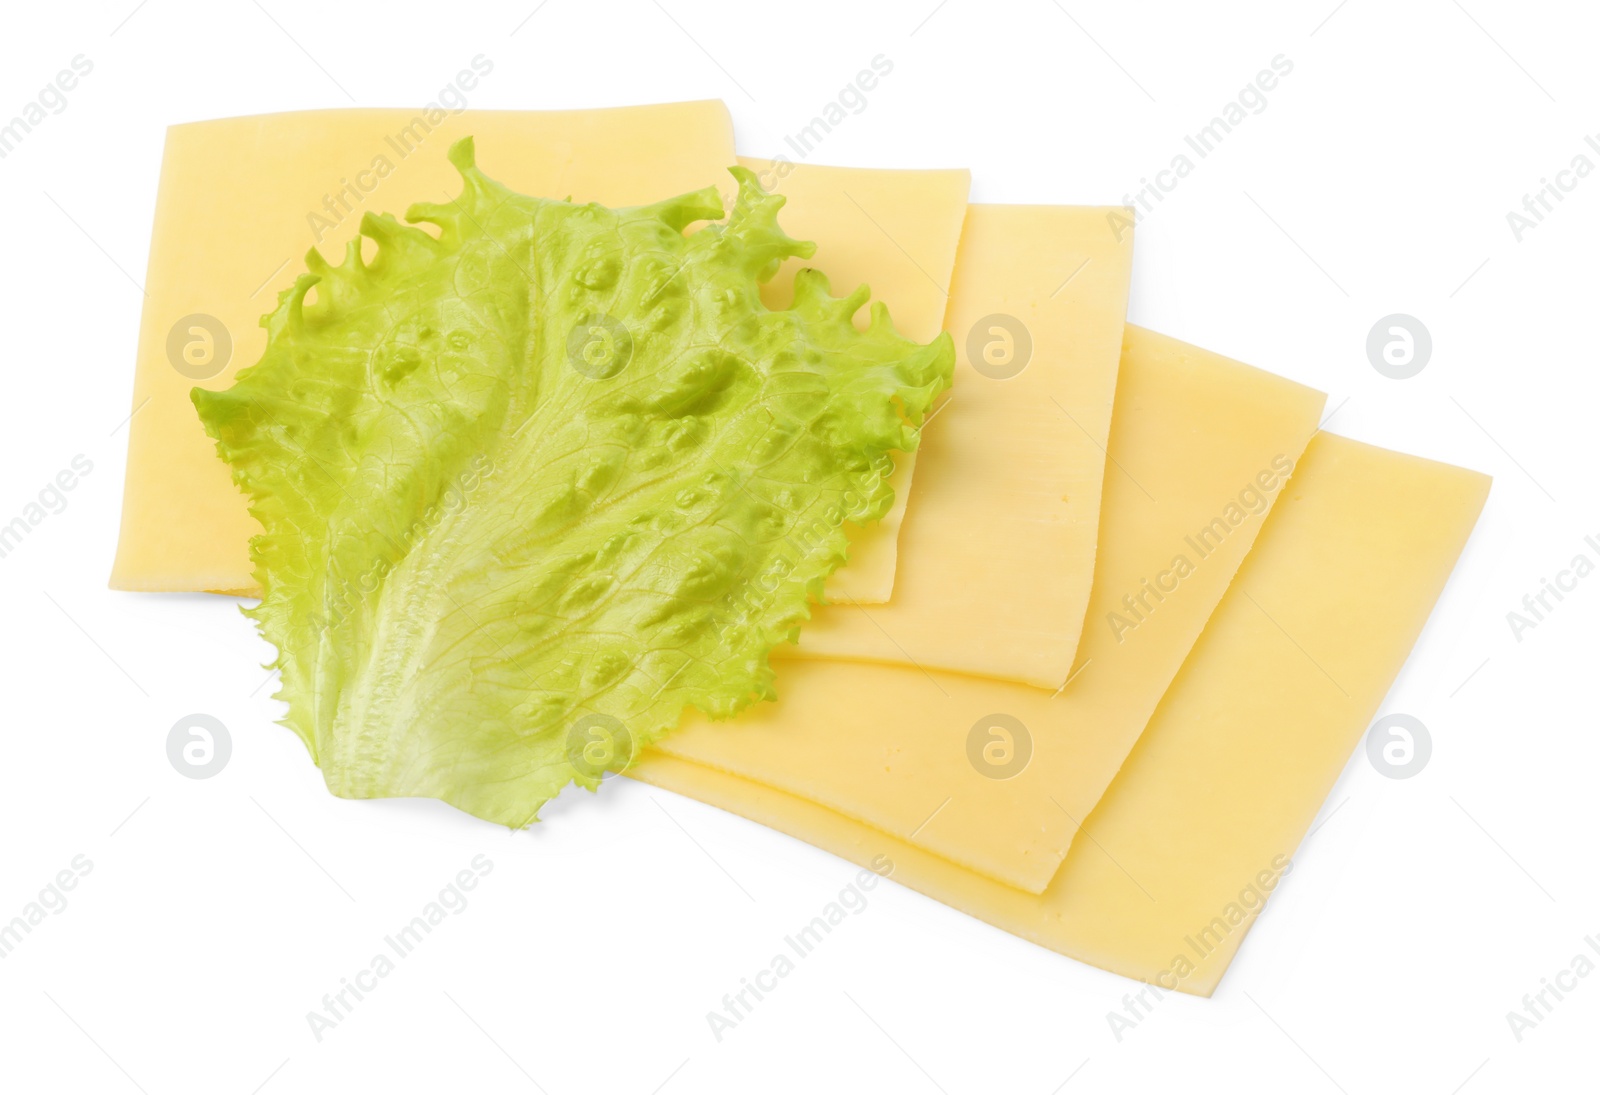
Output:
[{"left": 194, "top": 138, "right": 953, "bottom": 825}]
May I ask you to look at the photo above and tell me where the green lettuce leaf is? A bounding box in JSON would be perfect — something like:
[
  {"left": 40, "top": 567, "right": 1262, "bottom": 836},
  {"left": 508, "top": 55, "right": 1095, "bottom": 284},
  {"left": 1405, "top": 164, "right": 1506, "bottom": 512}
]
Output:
[{"left": 194, "top": 138, "right": 953, "bottom": 825}]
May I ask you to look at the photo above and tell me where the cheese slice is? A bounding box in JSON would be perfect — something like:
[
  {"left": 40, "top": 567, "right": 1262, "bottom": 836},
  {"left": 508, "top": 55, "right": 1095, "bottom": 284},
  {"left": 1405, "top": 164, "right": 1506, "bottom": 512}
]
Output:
[
  {"left": 791, "top": 203, "right": 1134, "bottom": 684},
  {"left": 111, "top": 101, "right": 738, "bottom": 593},
  {"left": 735, "top": 157, "right": 970, "bottom": 604},
  {"left": 633, "top": 432, "right": 1490, "bottom": 996},
  {"left": 655, "top": 327, "right": 1326, "bottom": 893}
]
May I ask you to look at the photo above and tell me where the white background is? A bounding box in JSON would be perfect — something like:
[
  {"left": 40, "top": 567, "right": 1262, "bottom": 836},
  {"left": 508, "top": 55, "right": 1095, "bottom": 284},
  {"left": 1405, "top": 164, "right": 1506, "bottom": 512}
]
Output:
[{"left": 1, "top": 1, "right": 1595, "bottom": 1091}]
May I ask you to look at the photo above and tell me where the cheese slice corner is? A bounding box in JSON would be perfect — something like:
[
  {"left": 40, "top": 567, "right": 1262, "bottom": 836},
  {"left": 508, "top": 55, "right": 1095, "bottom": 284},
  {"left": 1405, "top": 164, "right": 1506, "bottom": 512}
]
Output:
[
  {"left": 790, "top": 203, "right": 1136, "bottom": 686},
  {"left": 734, "top": 156, "right": 971, "bottom": 605}
]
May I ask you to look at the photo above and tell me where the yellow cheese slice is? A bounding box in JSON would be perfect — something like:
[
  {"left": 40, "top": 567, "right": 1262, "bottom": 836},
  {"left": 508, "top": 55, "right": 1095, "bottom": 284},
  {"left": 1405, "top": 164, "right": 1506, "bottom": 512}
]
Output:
[
  {"left": 655, "top": 327, "right": 1326, "bottom": 893},
  {"left": 790, "top": 203, "right": 1134, "bottom": 683},
  {"left": 110, "top": 101, "right": 737, "bottom": 593},
  {"left": 735, "top": 157, "right": 970, "bottom": 604},
  {"left": 633, "top": 432, "right": 1490, "bottom": 995}
]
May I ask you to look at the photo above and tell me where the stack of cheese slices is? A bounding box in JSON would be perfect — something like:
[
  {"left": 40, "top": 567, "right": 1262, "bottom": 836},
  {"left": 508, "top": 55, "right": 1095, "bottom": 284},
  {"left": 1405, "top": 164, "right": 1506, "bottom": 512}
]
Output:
[{"left": 111, "top": 100, "right": 1488, "bottom": 996}]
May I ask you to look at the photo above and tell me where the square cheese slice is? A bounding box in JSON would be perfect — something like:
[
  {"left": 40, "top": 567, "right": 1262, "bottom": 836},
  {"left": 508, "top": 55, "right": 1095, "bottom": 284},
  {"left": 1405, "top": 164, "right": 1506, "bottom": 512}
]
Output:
[
  {"left": 734, "top": 157, "right": 970, "bottom": 605},
  {"left": 653, "top": 326, "right": 1326, "bottom": 893},
  {"left": 110, "top": 101, "right": 737, "bottom": 593},
  {"left": 632, "top": 432, "right": 1490, "bottom": 995},
  {"left": 788, "top": 203, "right": 1134, "bottom": 684}
]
